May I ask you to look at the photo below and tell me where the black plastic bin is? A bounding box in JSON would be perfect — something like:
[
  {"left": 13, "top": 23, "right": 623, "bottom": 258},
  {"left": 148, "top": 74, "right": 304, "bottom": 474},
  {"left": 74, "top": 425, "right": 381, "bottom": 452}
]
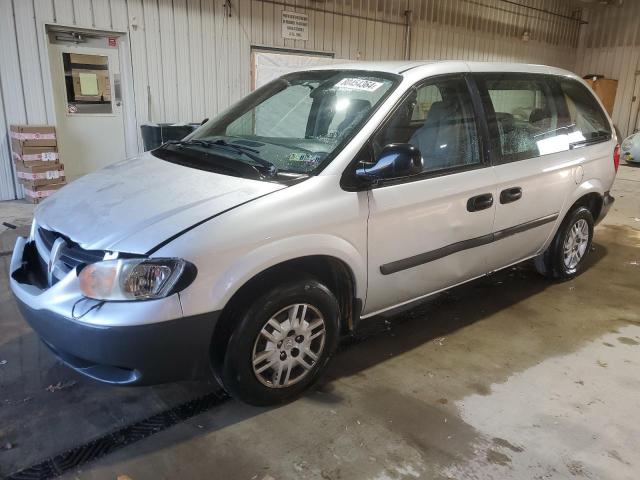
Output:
[{"left": 140, "top": 123, "right": 200, "bottom": 151}]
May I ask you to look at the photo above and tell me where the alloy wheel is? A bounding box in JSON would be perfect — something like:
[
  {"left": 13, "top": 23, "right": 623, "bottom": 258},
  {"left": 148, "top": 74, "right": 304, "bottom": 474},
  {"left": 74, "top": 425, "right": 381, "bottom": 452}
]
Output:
[
  {"left": 251, "top": 303, "right": 326, "bottom": 388},
  {"left": 563, "top": 218, "right": 589, "bottom": 269}
]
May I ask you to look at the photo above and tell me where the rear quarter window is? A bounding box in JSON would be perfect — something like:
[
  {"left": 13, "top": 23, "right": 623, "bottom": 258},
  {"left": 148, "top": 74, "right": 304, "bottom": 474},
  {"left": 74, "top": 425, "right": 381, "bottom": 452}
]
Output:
[{"left": 559, "top": 79, "right": 612, "bottom": 145}]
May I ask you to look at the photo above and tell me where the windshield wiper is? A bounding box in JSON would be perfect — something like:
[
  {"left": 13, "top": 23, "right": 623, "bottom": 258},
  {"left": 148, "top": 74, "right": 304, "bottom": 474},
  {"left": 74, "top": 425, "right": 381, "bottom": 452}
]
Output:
[
  {"left": 164, "top": 139, "right": 215, "bottom": 148},
  {"left": 209, "top": 139, "right": 279, "bottom": 175},
  {"left": 163, "top": 139, "right": 278, "bottom": 177}
]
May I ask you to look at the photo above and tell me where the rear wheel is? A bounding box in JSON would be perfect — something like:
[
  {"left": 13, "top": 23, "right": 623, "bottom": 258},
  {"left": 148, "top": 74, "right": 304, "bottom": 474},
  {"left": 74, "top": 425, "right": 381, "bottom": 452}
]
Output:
[
  {"left": 220, "top": 277, "right": 340, "bottom": 406},
  {"left": 534, "top": 206, "right": 594, "bottom": 280}
]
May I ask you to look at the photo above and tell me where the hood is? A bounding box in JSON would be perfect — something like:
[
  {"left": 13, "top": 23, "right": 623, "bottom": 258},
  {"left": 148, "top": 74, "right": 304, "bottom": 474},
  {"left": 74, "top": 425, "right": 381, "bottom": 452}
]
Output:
[{"left": 35, "top": 153, "right": 286, "bottom": 253}]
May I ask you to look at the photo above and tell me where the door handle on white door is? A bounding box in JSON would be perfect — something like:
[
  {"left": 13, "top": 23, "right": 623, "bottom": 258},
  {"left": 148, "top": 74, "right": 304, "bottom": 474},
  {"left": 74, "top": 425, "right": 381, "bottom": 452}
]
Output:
[
  {"left": 499, "top": 187, "right": 523, "bottom": 204},
  {"left": 467, "top": 193, "right": 494, "bottom": 212}
]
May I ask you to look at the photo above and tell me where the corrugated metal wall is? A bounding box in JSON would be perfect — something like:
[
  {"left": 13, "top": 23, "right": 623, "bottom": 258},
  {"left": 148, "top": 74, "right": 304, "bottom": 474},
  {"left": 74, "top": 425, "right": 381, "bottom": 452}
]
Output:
[
  {"left": 0, "top": 0, "right": 584, "bottom": 200},
  {"left": 575, "top": 2, "right": 640, "bottom": 139},
  {"left": 408, "top": 0, "right": 577, "bottom": 68}
]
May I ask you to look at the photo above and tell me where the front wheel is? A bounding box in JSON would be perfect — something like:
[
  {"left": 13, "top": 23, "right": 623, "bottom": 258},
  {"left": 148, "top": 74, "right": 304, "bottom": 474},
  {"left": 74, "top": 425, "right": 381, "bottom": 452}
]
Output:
[
  {"left": 534, "top": 206, "right": 594, "bottom": 280},
  {"left": 220, "top": 277, "right": 340, "bottom": 406}
]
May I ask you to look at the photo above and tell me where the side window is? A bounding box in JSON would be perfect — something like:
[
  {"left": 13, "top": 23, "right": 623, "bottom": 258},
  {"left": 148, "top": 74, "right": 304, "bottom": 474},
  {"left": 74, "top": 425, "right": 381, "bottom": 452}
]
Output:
[
  {"left": 559, "top": 79, "right": 611, "bottom": 144},
  {"left": 411, "top": 85, "right": 442, "bottom": 122},
  {"left": 373, "top": 77, "right": 480, "bottom": 173},
  {"left": 478, "top": 74, "right": 572, "bottom": 160}
]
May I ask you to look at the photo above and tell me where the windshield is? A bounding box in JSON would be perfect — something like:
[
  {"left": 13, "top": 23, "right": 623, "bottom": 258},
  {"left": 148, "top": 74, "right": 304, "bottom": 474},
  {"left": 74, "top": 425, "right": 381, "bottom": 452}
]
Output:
[{"left": 178, "top": 70, "right": 398, "bottom": 176}]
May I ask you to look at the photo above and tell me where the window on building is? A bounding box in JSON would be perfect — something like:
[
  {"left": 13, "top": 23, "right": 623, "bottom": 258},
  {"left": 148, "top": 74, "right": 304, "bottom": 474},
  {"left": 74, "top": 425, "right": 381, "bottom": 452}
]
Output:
[{"left": 62, "top": 53, "right": 112, "bottom": 115}]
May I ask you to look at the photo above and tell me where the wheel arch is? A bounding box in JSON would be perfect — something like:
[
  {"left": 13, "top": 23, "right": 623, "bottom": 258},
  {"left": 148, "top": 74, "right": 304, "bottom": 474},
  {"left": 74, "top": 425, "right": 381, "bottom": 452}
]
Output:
[
  {"left": 541, "top": 181, "right": 604, "bottom": 252},
  {"left": 568, "top": 191, "right": 604, "bottom": 222},
  {"left": 207, "top": 238, "right": 365, "bottom": 380}
]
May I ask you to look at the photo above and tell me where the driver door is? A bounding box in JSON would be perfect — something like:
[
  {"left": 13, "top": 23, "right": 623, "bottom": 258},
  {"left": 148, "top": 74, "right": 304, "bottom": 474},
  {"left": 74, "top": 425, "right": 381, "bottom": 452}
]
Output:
[{"left": 363, "top": 75, "right": 498, "bottom": 315}]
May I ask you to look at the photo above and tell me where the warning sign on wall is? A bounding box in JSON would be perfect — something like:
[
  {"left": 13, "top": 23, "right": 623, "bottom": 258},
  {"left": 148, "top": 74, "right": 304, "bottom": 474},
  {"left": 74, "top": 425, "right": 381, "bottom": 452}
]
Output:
[{"left": 281, "top": 11, "right": 308, "bottom": 41}]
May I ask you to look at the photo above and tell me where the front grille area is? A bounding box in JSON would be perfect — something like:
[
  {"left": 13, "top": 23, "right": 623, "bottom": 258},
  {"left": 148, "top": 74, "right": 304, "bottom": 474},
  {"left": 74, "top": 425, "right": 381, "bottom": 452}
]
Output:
[{"left": 35, "top": 227, "right": 106, "bottom": 285}]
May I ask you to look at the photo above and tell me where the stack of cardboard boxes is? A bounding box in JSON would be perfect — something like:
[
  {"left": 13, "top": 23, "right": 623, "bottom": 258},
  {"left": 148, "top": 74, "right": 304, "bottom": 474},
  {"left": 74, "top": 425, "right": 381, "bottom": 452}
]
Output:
[{"left": 10, "top": 125, "right": 66, "bottom": 203}]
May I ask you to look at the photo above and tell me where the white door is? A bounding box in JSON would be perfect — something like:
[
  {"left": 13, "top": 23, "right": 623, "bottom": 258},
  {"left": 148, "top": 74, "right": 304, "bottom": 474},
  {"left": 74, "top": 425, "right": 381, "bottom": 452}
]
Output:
[
  {"left": 473, "top": 73, "right": 585, "bottom": 270},
  {"left": 48, "top": 42, "right": 126, "bottom": 180},
  {"left": 363, "top": 76, "right": 497, "bottom": 315}
]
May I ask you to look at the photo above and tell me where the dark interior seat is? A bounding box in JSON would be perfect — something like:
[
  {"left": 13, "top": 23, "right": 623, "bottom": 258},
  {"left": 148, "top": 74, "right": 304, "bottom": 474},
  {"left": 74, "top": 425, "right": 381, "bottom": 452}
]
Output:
[
  {"left": 495, "top": 112, "right": 516, "bottom": 134},
  {"left": 336, "top": 99, "right": 372, "bottom": 136},
  {"left": 409, "top": 100, "right": 465, "bottom": 170},
  {"left": 529, "top": 107, "right": 554, "bottom": 141},
  {"left": 529, "top": 107, "right": 551, "bottom": 125},
  {"left": 378, "top": 92, "right": 417, "bottom": 149},
  {"left": 495, "top": 111, "right": 537, "bottom": 155}
]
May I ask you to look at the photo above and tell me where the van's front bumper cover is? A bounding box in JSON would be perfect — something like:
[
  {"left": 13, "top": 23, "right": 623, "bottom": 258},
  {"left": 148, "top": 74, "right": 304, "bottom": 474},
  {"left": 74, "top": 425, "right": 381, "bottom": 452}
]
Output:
[{"left": 9, "top": 236, "right": 219, "bottom": 385}]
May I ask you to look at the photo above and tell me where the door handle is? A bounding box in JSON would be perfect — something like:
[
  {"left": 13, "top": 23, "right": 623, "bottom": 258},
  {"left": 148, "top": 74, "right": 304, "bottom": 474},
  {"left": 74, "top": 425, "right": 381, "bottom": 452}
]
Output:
[
  {"left": 500, "top": 187, "right": 522, "bottom": 204},
  {"left": 467, "top": 193, "right": 494, "bottom": 212}
]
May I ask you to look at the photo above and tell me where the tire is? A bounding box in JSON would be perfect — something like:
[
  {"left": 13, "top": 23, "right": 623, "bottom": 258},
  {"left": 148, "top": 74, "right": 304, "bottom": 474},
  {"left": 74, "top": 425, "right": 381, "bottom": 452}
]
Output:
[
  {"left": 534, "top": 206, "right": 594, "bottom": 280},
  {"left": 220, "top": 276, "right": 340, "bottom": 406}
]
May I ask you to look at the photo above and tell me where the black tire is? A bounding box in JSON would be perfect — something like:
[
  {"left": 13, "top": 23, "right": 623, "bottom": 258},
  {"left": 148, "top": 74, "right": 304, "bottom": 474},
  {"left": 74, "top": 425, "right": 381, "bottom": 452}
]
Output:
[
  {"left": 220, "top": 276, "right": 340, "bottom": 406},
  {"left": 534, "top": 206, "right": 594, "bottom": 280}
]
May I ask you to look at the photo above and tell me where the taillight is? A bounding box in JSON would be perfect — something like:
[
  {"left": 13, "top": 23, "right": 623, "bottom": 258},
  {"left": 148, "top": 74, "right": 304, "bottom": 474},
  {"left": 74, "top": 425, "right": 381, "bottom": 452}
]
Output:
[{"left": 613, "top": 144, "right": 620, "bottom": 172}]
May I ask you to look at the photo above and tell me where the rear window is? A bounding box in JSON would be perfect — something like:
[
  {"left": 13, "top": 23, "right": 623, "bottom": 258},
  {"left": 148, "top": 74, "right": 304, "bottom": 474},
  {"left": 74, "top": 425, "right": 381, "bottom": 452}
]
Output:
[{"left": 559, "top": 79, "right": 611, "bottom": 145}]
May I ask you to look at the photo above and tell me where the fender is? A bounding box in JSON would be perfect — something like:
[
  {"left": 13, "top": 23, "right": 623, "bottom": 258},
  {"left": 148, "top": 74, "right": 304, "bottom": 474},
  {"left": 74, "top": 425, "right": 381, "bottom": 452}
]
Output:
[{"left": 198, "top": 234, "right": 366, "bottom": 314}]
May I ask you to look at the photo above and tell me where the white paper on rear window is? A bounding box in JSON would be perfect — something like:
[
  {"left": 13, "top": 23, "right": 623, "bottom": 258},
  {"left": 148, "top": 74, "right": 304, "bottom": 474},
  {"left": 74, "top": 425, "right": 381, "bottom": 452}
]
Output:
[{"left": 335, "top": 78, "right": 384, "bottom": 92}]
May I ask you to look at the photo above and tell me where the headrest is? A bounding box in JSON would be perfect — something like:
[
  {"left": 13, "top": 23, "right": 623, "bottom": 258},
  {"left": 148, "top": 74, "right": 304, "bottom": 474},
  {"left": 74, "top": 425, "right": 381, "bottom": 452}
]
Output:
[{"left": 530, "top": 108, "right": 551, "bottom": 124}]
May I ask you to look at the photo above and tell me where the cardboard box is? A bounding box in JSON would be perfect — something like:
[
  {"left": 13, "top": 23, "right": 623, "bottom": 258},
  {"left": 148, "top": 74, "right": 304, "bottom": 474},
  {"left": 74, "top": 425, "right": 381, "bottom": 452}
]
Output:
[
  {"left": 584, "top": 78, "right": 618, "bottom": 116},
  {"left": 10, "top": 125, "right": 57, "bottom": 148},
  {"left": 12, "top": 146, "right": 60, "bottom": 167},
  {"left": 71, "top": 70, "right": 111, "bottom": 102},
  {"left": 23, "top": 182, "right": 66, "bottom": 204},
  {"left": 68, "top": 53, "right": 111, "bottom": 103},
  {"left": 16, "top": 163, "right": 65, "bottom": 187}
]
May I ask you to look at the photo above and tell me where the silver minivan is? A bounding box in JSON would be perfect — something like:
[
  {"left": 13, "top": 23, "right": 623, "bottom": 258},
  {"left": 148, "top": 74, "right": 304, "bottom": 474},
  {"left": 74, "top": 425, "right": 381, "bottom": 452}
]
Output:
[{"left": 10, "top": 61, "right": 618, "bottom": 405}]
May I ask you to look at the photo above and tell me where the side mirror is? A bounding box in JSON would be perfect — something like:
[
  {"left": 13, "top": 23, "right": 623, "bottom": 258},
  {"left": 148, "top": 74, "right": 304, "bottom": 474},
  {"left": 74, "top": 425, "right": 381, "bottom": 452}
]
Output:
[{"left": 356, "top": 143, "right": 423, "bottom": 181}]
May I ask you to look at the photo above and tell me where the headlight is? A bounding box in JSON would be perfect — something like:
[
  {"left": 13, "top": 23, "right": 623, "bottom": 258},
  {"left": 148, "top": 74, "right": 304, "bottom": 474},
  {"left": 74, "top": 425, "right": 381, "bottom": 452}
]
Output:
[{"left": 78, "top": 258, "right": 195, "bottom": 301}]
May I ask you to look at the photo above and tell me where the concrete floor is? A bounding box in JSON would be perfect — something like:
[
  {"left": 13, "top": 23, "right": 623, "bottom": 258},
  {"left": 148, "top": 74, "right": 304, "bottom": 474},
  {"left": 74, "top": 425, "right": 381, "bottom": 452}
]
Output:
[{"left": 0, "top": 165, "right": 639, "bottom": 480}]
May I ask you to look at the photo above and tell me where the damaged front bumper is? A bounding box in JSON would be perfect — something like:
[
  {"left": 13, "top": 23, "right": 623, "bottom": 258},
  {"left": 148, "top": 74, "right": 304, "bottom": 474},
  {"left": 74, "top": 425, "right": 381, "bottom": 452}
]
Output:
[{"left": 9, "top": 236, "right": 219, "bottom": 385}]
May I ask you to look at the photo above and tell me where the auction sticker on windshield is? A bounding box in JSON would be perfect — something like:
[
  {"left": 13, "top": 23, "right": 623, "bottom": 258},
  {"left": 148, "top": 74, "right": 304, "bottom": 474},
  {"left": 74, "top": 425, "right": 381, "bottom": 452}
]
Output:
[{"left": 335, "top": 78, "right": 384, "bottom": 92}]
